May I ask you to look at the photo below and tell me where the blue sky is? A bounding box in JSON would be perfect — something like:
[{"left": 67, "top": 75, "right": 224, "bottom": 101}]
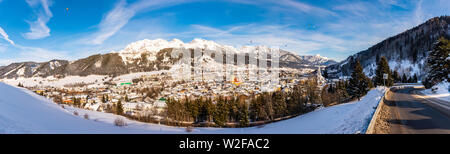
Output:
[{"left": 0, "top": 0, "right": 449, "bottom": 65}]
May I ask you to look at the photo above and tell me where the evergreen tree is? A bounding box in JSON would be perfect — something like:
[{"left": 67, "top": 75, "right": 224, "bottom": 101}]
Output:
[
  {"left": 305, "top": 77, "right": 319, "bottom": 104},
  {"left": 125, "top": 95, "right": 129, "bottom": 102},
  {"left": 391, "top": 70, "right": 400, "bottom": 83},
  {"left": 327, "top": 83, "right": 335, "bottom": 93},
  {"left": 374, "top": 56, "right": 393, "bottom": 87},
  {"left": 205, "top": 98, "right": 215, "bottom": 122},
  {"left": 249, "top": 98, "right": 258, "bottom": 121},
  {"left": 323, "top": 70, "right": 329, "bottom": 78},
  {"left": 213, "top": 97, "right": 228, "bottom": 127},
  {"left": 407, "top": 76, "right": 413, "bottom": 83},
  {"left": 272, "top": 91, "right": 286, "bottom": 118},
  {"left": 102, "top": 95, "right": 106, "bottom": 103},
  {"left": 336, "top": 80, "right": 349, "bottom": 104},
  {"left": 413, "top": 74, "right": 418, "bottom": 83},
  {"left": 321, "top": 85, "right": 334, "bottom": 107},
  {"left": 402, "top": 73, "right": 408, "bottom": 83},
  {"left": 424, "top": 37, "right": 450, "bottom": 88},
  {"left": 239, "top": 104, "right": 250, "bottom": 127},
  {"left": 366, "top": 77, "right": 374, "bottom": 88},
  {"left": 228, "top": 97, "right": 240, "bottom": 122},
  {"left": 116, "top": 99, "right": 124, "bottom": 115},
  {"left": 254, "top": 94, "right": 269, "bottom": 121},
  {"left": 187, "top": 99, "right": 199, "bottom": 123},
  {"left": 347, "top": 61, "right": 370, "bottom": 101},
  {"left": 376, "top": 54, "right": 380, "bottom": 63}
]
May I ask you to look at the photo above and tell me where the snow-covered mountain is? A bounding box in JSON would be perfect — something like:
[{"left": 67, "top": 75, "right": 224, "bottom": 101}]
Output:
[
  {"left": 280, "top": 49, "right": 337, "bottom": 67},
  {"left": 0, "top": 60, "right": 68, "bottom": 79},
  {"left": 326, "top": 16, "right": 450, "bottom": 80},
  {"left": 0, "top": 39, "right": 335, "bottom": 79}
]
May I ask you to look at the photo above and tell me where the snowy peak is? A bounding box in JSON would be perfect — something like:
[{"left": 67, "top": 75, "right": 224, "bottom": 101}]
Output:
[
  {"left": 119, "top": 38, "right": 230, "bottom": 54},
  {"left": 0, "top": 38, "right": 334, "bottom": 79},
  {"left": 280, "top": 50, "right": 337, "bottom": 66},
  {"left": 120, "top": 39, "right": 180, "bottom": 54}
]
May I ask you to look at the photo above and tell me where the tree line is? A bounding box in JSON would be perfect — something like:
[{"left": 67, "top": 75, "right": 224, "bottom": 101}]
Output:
[{"left": 165, "top": 78, "right": 322, "bottom": 127}]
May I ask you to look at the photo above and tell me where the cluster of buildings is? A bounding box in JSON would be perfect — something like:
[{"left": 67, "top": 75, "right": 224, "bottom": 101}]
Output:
[{"left": 22, "top": 67, "right": 325, "bottom": 118}]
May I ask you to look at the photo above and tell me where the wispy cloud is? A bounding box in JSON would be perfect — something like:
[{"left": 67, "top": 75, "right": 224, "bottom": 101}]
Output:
[
  {"left": 228, "top": 0, "right": 336, "bottom": 17},
  {"left": 333, "top": 2, "right": 369, "bottom": 18},
  {"left": 87, "top": 0, "right": 190, "bottom": 45},
  {"left": 413, "top": 0, "right": 427, "bottom": 26},
  {"left": 0, "top": 44, "right": 69, "bottom": 65},
  {"left": 378, "top": 0, "right": 408, "bottom": 8},
  {"left": 86, "top": 0, "right": 335, "bottom": 45},
  {"left": 272, "top": 0, "right": 336, "bottom": 17},
  {"left": 126, "top": 23, "right": 351, "bottom": 59},
  {"left": 23, "top": 0, "right": 53, "bottom": 39},
  {"left": 0, "top": 26, "right": 15, "bottom": 45},
  {"left": 187, "top": 24, "right": 351, "bottom": 55}
]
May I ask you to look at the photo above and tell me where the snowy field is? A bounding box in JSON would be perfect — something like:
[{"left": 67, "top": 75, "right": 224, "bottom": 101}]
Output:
[
  {"left": 0, "top": 71, "right": 169, "bottom": 88},
  {"left": 420, "top": 81, "right": 450, "bottom": 102},
  {"left": 0, "top": 82, "right": 385, "bottom": 134}
]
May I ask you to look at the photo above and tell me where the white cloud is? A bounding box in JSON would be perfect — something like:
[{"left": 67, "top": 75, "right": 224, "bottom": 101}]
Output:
[
  {"left": 228, "top": 0, "right": 336, "bottom": 17},
  {"left": 87, "top": 0, "right": 190, "bottom": 45},
  {"left": 40, "top": 0, "right": 450, "bottom": 63},
  {"left": 23, "top": 0, "right": 53, "bottom": 39},
  {"left": 332, "top": 2, "right": 369, "bottom": 18},
  {"left": 273, "top": 0, "right": 336, "bottom": 17},
  {"left": 413, "top": 0, "right": 427, "bottom": 26},
  {"left": 87, "top": 0, "right": 336, "bottom": 45},
  {"left": 0, "top": 45, "right": 69, "bottom": 65},
  {"left": 378, "top": 0, "right": 409, "bottom": 8},
  {"left": 149, "top": 24, "right": 351, "bottom": 57},
  {"left": 0, "top": 26, "right": 15, "bottom": 45}
]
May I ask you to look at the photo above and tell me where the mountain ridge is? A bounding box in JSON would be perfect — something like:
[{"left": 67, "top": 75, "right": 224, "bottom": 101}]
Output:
[
  {"left": 0, "top": 39, "right": 335, "bottom": 79},
  {"left": 326, "top": 16, "right": 450, "bottom": 80}
]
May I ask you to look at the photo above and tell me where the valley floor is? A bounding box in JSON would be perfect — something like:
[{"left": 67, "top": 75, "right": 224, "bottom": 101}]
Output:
[{"left": 0, "top": 82, "right": 385, "bottom": 134}]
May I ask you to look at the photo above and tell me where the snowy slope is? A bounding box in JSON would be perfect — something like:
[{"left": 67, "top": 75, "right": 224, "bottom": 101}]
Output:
[
  {"left": 0, "top": 83, "right": 385, "bottom": 134},
  {"left": 420, "top": 81, "right": 450, "bottom": 102}
]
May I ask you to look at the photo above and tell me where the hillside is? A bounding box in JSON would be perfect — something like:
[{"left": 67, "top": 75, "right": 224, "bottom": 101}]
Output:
[
  {"left": 0, "top": 60, "right": 68, "bottom": 78},
  {"left": 0, "top": 82, "right": 385, "bottom": 134},
  {"left": 326, "top": 16, "right": 450, "bottom": 80}
]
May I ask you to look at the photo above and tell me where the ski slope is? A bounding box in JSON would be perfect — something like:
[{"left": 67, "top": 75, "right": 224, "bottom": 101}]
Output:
[{"left": 0, "top": 82, "right": 385, "bottom": 134}]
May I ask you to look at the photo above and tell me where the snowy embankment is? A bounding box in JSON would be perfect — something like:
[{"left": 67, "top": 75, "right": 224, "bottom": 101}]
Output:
[
  {"left": 420, "top": 81, "right": 450, "bottom": 102},
  {"left": 0, "top": 82, "right": 184, "bottom": 134},
  {"left": 0, "top": 82, "right": 385, "bottom": 134}
]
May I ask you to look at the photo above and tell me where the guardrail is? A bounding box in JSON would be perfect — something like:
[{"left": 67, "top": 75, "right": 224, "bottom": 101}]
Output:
[
  {"left": 365, "top": 87, "right": 389, "bottom": 134},
  {"left": 393, "top": 83, "right": 423, "bottom": 86}
]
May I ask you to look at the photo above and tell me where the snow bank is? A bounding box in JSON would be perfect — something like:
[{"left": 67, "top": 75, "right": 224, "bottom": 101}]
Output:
[
  {"left": 0, "top": 82, "right": 183, "bottom": 134},
  {"left": 0, "top": 83, "right": 385, "bottom": 134},
  {"left": 421, "top": 81, "right": 450, "bottom": 102},
  {"left": 230, "top": 87, "right": 386, "bottom": 134}
]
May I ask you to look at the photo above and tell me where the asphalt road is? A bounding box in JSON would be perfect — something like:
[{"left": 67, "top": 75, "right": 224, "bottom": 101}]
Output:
[{"left": 384, "top": 87, "right": 450, "bottom": 134}]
